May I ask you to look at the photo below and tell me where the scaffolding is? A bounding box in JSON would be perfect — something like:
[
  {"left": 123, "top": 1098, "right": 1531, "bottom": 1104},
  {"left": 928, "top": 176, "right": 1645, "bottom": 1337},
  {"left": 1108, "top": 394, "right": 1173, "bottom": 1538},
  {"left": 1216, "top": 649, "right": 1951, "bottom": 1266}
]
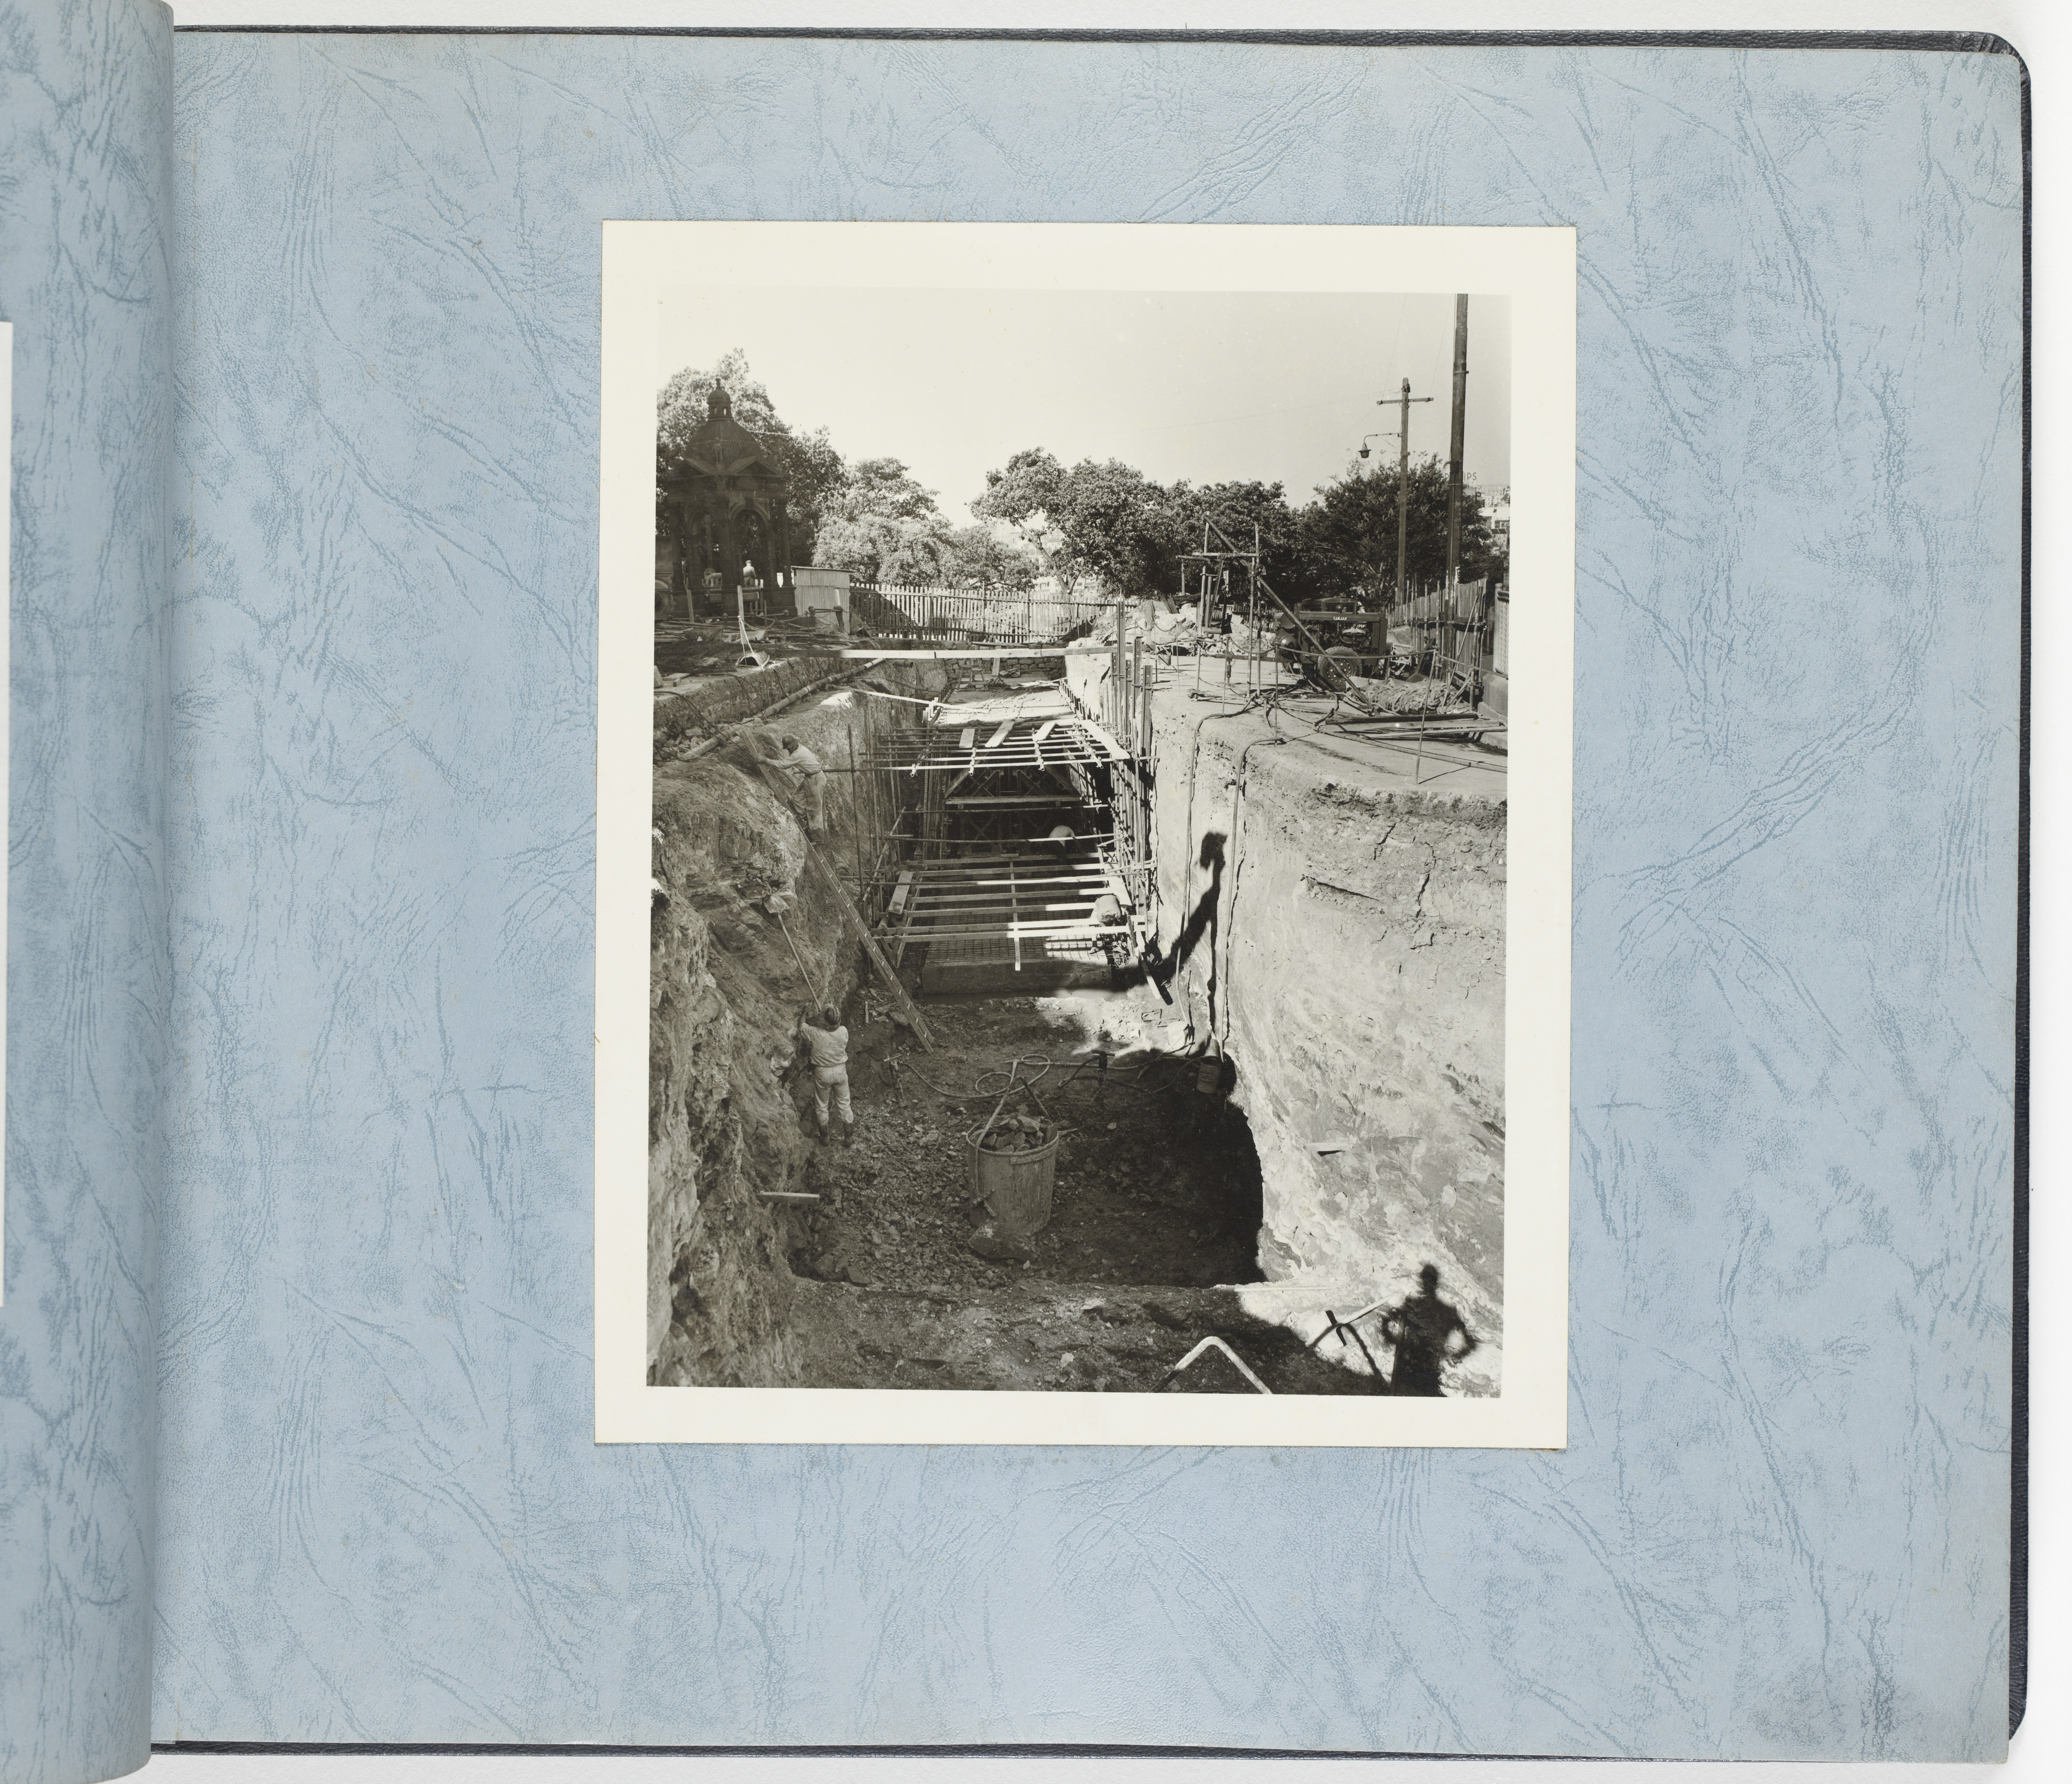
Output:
[{"left": 847, "top": 690, "right": 1147, "bottom": 993}]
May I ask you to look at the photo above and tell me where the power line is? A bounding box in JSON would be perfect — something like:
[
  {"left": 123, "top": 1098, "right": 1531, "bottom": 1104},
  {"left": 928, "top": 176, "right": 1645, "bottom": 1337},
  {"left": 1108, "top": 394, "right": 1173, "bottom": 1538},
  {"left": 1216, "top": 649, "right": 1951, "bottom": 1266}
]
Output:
[{"left": 1108, "top": 395, "right": 1377, "bottom": 435}]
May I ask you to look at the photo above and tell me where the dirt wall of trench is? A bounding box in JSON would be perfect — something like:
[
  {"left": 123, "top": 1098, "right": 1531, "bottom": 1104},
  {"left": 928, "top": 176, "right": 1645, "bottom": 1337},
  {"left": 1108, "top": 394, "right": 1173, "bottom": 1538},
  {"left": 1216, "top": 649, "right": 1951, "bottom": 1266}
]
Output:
[
  {"left": 646, "top": 663, "right": 950, "bottom": 1383},
  {"left": 1149, "top": 701, "right": 1507, "bottom": 1383}
]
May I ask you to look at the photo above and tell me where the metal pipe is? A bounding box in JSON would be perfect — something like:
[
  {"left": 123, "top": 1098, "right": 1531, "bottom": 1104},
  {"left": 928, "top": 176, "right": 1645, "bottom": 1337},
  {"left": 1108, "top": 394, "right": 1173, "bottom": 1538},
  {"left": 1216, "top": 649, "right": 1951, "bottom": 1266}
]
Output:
[{"left": 1154, "top": 1336, "right": 1272, "bottom": 1395}]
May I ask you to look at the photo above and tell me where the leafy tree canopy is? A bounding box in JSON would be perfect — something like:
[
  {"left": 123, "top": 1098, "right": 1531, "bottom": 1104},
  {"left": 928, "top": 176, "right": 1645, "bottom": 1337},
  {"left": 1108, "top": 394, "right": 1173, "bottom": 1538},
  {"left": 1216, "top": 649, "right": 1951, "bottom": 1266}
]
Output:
[
  {"left": 812, "top": 458, "right": 955, "bottom": 583},
  {"left": 975, "top": 454, "right": 1312, "bottom": 603},
  {"left": 1301, "top": 454, "right": 1503, "bottom": 600},
  {"left": 814, "top": 459, "right": 1047, "bottom": 589},
  {"left": 655, "top": 356, "right": 1503, "bottom": 605},
  {"left": 840, "top": 457, "right": 943, "bottom": 526}
]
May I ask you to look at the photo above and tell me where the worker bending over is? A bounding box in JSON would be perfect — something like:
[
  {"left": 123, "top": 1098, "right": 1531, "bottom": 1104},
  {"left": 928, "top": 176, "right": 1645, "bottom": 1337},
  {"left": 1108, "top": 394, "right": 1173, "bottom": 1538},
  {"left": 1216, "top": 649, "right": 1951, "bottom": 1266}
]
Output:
[
  {"left": 780, "top": 734, "right": 826, "bottom": 834},
  {"left": 797, "top": 1004, "right": 854, "bottom": 1146}
]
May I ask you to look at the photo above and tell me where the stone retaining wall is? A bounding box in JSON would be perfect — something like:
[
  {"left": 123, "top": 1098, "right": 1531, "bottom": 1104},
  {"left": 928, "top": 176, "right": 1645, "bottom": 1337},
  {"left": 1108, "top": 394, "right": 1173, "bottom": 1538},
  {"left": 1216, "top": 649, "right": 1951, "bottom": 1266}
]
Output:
[{"left": 653, "top": 655, "right": 846, "bottom": 759}]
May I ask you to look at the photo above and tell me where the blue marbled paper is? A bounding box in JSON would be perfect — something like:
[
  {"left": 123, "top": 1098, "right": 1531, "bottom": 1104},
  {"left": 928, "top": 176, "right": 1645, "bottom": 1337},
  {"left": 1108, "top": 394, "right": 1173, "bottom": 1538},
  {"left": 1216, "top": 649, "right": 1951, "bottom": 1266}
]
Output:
[
  {"left": 136, "top": 27, "right": 2021, "bottom": 1763},
  {"left": 0, "top": 4, "right": 172, "bottom": 1782}
]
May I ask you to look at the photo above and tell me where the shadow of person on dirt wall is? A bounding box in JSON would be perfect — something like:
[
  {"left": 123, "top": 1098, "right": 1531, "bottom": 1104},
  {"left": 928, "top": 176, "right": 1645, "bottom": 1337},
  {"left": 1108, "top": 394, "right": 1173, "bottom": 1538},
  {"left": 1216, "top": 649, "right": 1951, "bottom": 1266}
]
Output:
[
  {"left": 1156, "top": 831, "right": 1226, "bottom": 1003},
  {"left": 1381, "top": 1264, "right": 1480, "bottom": 1396}
]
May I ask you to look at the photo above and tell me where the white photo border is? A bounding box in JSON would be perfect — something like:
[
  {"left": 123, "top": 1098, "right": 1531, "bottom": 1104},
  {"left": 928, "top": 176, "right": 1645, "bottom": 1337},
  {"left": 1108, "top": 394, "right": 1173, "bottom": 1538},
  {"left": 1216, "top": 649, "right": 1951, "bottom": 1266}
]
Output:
[{"left": 597, "top": 223, "right": 1575, "bottom": 1446}]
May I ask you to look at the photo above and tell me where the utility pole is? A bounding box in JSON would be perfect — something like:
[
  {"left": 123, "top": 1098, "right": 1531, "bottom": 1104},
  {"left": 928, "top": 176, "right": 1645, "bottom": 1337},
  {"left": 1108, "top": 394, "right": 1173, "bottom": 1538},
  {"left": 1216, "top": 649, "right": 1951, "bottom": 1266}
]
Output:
[
  {"left": 1445, "top": 294, "right": 1469, "bottom": 588},
  {"left": 1382, "top": 378, "right": 1434, "bottom": 605}
]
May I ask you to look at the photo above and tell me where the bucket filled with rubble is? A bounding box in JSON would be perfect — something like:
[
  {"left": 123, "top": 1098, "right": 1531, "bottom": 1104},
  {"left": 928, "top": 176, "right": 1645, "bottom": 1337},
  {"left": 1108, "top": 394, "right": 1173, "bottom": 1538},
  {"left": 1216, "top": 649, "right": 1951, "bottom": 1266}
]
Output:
[{"left": 968, "top": 1114, "right": 1061, "bottom": 1237}]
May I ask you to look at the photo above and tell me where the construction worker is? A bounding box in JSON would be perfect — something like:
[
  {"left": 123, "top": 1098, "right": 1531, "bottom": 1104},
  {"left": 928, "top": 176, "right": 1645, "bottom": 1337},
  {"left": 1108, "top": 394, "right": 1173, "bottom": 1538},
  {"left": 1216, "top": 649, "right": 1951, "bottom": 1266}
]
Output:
[
  {"left": 779, "top": 734, "right": 826, "bottom": 834},
  {"left": 1380, "top": 1264, "right": 1479, "bottom": 1396},
  {"left": 1090, "top": 889, "right": 1127, "bottom": 975},
  {"left": 797, "top": 1004, "right": 854, "bottom": 1146}
]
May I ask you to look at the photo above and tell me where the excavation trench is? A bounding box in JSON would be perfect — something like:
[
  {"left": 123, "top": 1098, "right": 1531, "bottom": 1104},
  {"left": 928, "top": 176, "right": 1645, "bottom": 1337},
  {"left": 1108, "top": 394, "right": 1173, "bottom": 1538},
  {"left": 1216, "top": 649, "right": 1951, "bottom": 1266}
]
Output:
[{"left": 649, "top": 653, "right": 1505, "bottom": 1397}]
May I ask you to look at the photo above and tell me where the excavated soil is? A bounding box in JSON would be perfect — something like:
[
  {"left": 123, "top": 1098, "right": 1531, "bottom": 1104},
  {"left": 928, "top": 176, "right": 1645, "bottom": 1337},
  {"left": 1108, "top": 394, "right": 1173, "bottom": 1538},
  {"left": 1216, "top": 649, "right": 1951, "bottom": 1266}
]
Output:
[
  {"left": 790, "top": 994, "right": 1262, "bottom": 1298},
  {"left": 765, "top": 987, "right": 1380, "bottom": 1395},
  {"left": 646, "top": 663, "right": 1491, "bottom": 1397}
]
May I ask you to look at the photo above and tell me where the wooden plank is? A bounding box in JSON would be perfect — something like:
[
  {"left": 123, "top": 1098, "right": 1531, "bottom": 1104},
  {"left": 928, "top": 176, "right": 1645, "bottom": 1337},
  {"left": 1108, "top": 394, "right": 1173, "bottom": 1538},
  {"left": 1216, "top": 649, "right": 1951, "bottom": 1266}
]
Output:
[
  {"left": 1076, "top": 718, "right": 1131, "bottom": 761},
  {"left": 900, "top": 853, "right": 1106, "bottom": 869},
  {"left": 887, "top": 870, "right": 915, "bottom": 918},
  {"left": 902, "top": 854, "right": 1106, "bottom": 869},
  {"left": 746, "top": 756, "right": 937, "bottom": 1050},
  {"left": 912, "top": 879, "right": 1102, "bottom": 898},
  {"left": 944, "top": 795, "right": 1088, "bottom": 808},
  {"left": 829, "top": 647, "right": 1115, "bottom": 659},
  {"left": 907, "top": 887, "right": 1105, "bottom": 900},
  {"left": 912, "top": 902, "right": 1105, "bottom": 920},
  {"left": 883, "top": 742, "right": 1072, "bottom": 756},
  {"left": 901, "top": 873, "right": 1106, "bottom": 890},
  {"left": 912, "top": 885, "right": 1105, "bottom": 903},
  {"left": 906, "top": 923, "right": 1125, "bottom": 939},
  {"left": 957, "top": 726, "right": 976, "bottom": 750},
  {"left": 983, "top": 719, "right": 1015, "bottom": 749},
  {"left": 861, "top": 756, "right": 1089, "bottom": 773},
  {"left": 910, "top": 886, "right": 1106, "bottom": 899},
  {"left": 903, "top": 880, "right": 1104, "bottom": 895},
  {"left": 873, "top": 745, "right": 1082, "bottom": 760}
]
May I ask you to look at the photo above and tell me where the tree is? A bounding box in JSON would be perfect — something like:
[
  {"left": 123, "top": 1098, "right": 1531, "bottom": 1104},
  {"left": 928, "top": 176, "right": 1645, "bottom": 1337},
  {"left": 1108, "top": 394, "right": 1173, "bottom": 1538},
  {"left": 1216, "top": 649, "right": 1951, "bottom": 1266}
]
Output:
[
  {"left": 974, "top": 451, "right": 1176, "bottom": 600},
  {"left": 1051, "top": 459, "right": 1173, "bottom": 597},
  {"left": 655, "top": 349, "right": 847, "bottom": 551},
  {"left": 839, "top": 457, "right": 942, "bottom": 525},
  {"left": 972, "top": 448, "right": 1069, "bottom": 530},
  {"left": 813, "top": 457, "right": 959, "bottom": 583},
  {"left": 976, "top": 452, "right": 1313, "bottom": 605},
  {"left": 1301, "top": 454, "right": 1501, "bottom": 602},
  {"left": 940, "top": 522, "right": 1044, "bottom": 592}
]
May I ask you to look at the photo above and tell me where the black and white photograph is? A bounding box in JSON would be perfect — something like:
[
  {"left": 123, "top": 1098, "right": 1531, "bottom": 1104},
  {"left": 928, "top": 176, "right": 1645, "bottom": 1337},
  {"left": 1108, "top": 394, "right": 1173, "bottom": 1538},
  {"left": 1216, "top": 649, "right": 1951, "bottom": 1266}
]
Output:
[{"left": 597, "top": 223, "right": 1574, "bottom": 1446}]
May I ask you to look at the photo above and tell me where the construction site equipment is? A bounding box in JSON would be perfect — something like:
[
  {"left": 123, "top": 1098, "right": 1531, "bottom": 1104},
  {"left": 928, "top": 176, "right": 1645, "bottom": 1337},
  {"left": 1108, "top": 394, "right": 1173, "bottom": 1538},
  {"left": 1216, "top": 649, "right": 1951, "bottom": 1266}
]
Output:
[
  {"left": 735, "top": 585, "right": 770, "bottom": 669},
  {"left": 1154, "top": 1336, "right": 1272, "bottom": 1395},
  {"left": 969, "top": 1127, "right": 1060, "bottom": 1237},
  {"left": 851, "top": 684, "right": 1147, "bottom": 991},
  {"left": 1308, "top": 1307, "right": 1388, "bottom": 1387}
]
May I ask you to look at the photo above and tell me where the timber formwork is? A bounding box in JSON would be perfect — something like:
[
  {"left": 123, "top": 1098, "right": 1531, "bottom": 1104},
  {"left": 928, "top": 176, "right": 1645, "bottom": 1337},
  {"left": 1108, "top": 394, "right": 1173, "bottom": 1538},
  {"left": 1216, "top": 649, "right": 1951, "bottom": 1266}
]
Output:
[{"left": 856, "top": 696, "right": 1146, "bottom": 991}]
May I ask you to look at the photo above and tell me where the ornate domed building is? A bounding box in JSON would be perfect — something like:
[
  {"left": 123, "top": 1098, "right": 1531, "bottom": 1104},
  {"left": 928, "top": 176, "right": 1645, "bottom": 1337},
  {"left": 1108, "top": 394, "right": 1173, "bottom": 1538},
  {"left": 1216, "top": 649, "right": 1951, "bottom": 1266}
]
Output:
[{"left": 658, "top": 387, "right": 794, "bottom": 618}]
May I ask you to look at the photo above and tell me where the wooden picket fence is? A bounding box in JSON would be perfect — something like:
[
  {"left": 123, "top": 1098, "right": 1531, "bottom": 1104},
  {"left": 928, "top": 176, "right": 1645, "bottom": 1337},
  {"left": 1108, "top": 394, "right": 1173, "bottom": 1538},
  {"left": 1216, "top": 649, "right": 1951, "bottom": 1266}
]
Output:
[{"left": 852, "top": 581, "right": 1112, "bottom": 645}]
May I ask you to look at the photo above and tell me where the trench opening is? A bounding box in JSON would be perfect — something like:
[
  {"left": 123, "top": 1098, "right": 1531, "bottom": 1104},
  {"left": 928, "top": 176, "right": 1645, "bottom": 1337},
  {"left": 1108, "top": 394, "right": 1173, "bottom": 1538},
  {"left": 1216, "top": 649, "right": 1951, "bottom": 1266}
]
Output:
[
  {"left": 653, "top": 647, "right": 1501, "bottom": 1397},
  {"left": 760, "top": 667, "right": 1344, "bottom": 1393},
  {"left": 784, "top": 988, "right": 1267, "bottom": 1300}
]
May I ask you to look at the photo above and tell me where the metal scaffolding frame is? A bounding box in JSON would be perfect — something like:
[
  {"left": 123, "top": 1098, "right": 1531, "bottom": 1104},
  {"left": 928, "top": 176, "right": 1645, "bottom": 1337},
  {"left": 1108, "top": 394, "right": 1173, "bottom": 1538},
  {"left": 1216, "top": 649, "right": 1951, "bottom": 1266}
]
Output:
[{"left": 852, "top": 693, "right": 1144, "bottom": 983}]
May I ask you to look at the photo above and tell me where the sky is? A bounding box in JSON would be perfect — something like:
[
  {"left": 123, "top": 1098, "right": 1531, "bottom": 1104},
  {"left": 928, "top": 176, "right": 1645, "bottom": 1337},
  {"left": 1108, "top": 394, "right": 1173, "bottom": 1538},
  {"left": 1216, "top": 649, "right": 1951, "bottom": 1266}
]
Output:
[{"left": 655, "top": 289, "right": 1511, "bottom": 528}]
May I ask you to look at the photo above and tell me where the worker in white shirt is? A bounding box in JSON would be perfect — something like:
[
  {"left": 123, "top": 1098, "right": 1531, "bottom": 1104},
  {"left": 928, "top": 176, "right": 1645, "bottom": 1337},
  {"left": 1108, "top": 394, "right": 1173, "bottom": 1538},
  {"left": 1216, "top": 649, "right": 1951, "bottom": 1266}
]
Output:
[
  {"left": 780, "top": 734, "right": 826, "bottom": 834},
  {"left": 797, "top": 1004, "right": 853, "bottom": 1145}
]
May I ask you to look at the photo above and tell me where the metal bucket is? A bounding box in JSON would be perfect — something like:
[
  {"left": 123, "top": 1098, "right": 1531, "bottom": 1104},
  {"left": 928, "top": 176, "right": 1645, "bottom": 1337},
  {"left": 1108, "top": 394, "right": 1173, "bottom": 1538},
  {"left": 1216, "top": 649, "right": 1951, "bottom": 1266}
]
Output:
[{"left": 969, "top": 1131, "right": 1060, "bottom": 1237}]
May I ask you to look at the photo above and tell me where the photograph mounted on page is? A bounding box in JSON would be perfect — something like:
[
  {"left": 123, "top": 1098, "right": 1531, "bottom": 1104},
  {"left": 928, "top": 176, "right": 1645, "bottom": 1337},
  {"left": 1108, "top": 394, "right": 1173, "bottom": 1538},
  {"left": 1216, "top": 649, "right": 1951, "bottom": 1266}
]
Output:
[{"left": 596, "top": 222, "right": 1575, "bottom": 1446}]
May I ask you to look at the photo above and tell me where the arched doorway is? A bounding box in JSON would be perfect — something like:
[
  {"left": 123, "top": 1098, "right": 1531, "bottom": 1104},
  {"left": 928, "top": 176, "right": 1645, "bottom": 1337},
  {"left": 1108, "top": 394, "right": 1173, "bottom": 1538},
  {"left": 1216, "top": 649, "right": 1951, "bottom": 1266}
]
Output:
[{"left": 737, "top": 507, "right": 770, "bottom": 584}]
